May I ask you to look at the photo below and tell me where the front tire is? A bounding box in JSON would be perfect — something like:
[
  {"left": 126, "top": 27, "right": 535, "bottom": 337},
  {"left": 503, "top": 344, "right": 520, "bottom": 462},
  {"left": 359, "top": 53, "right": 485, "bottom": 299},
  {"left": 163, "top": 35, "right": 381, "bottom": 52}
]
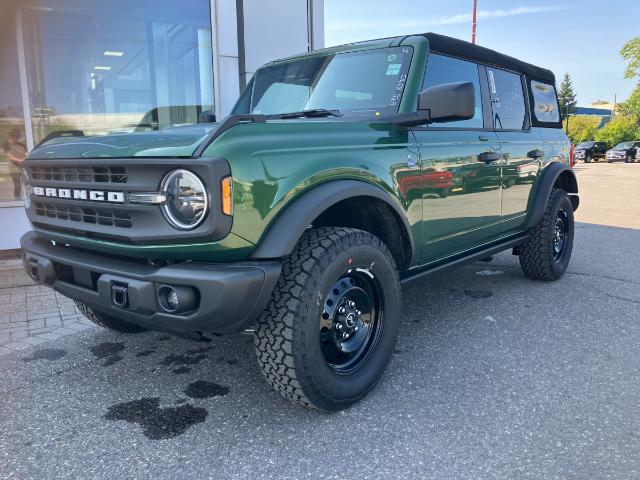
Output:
[
  {"left": 584, "top": 155, "right": 592, "bottom": 163},
  {"left": 75, "top": 302, "right": 147, "bottom": 333},
  {"left": 254, "top": 227, "right": 401, "bottom": 411},
  {"left": 519, "top": 188, "right": 574, "bottom": 281}
]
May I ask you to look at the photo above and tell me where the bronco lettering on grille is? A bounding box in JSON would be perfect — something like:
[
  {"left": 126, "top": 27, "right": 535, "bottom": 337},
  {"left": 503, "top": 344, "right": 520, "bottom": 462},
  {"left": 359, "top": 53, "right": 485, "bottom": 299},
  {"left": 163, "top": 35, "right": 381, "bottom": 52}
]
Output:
[{"left": 31, "top": 186, "right": 124, "bottom": 203}]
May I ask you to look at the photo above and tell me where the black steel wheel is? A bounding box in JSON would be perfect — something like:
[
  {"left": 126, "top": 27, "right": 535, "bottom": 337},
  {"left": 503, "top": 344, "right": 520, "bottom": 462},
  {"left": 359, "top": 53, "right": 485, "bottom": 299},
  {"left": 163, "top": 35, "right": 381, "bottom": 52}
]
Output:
[
  {"left": 319, "top": 270, "right": 384, "bottom": 374},
  {"left": 254, "top": 227, "right": 401, "bottom": 411},
  {"left": 552, "top": 209, "right": 569, "bottom": 262}
]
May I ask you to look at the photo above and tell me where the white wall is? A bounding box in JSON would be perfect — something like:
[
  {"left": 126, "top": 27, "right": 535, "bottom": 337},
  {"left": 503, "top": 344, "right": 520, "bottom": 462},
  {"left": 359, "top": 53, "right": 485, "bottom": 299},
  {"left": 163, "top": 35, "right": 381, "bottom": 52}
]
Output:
[
  {"left": 0, "top": 205, "right": 30, "bottom": 250},
  {"left": 212, "top": 0, "right": 324, "bottom": 118}
]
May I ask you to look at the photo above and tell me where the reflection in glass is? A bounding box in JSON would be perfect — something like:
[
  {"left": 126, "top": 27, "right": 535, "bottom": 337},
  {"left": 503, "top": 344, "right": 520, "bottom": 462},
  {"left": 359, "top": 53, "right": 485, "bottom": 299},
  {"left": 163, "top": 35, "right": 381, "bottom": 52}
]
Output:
[
  {"left": 0, "top": 1, "right": 26, "bottom": 201},
  {"left": 20, "top": 0, "right": 215, "bottom": 144}
]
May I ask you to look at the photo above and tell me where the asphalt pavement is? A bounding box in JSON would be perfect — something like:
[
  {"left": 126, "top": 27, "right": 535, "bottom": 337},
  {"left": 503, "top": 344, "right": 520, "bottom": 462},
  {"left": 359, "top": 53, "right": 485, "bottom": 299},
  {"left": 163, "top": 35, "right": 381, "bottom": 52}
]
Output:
[{"left": 1, "top": 163, "right": 639, "bottom": 479}]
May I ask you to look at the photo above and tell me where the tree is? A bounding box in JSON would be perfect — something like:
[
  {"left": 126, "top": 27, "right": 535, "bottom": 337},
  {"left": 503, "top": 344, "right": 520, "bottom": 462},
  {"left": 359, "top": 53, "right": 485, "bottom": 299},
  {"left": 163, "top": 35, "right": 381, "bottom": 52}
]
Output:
[
  {"left": 594, "top": 116, "right": 640, "bottom": 146},
  {"left": 557, "top": 73, "right": 577, "bottom": 118},
  {"left": 619, "top": 36, "right": 640, "bottom": 120},
  {"left": 621, "top": 36, "right": 640, "bottom": 79},
  {"left": 562, "top": 115, "right": 601, "bottom": 144},
  {"left": 619, "top": 86, "right": 640, "bottom": 118}
]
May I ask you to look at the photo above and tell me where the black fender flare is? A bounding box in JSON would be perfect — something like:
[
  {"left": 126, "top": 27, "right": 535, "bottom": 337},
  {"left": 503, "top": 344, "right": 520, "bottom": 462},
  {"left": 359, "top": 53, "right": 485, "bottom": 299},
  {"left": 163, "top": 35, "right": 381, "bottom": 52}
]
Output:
[
  {"left": 525, "top": 162, "right": 579, "bottom": 229},
  {"left": 250, "top": 180, "right": 415, "bottom": 263}
]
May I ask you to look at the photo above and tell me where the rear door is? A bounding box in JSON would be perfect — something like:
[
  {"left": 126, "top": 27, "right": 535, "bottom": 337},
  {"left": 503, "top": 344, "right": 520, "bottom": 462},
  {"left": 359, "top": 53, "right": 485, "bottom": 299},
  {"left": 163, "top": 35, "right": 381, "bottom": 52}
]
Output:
[
  {"left": 412, "top": 54, "right": 502, "bottom": 264},
  {"left": 485, "top": 66, "right": 541, "bottom": 234}
]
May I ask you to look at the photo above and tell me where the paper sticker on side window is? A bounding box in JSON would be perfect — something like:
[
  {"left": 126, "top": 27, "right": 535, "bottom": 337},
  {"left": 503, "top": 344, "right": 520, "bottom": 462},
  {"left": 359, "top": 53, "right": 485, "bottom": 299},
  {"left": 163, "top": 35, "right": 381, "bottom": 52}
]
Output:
[
  {"left": 386, "top": 64, "right": 401, "bottom": 76},
  {"left": 531, "top": 80, "right": 560, "bottom": 123}
]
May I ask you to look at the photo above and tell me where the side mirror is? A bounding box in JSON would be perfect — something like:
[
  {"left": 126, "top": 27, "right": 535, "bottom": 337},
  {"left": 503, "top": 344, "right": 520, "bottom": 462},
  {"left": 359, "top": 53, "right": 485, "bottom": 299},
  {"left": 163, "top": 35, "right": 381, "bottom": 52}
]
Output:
[
  {"left": 393, "top": 81, "right": 476, "bottom": 127},
  {"left": 418, "top": 81, "right": 476, "bottom": 123}
]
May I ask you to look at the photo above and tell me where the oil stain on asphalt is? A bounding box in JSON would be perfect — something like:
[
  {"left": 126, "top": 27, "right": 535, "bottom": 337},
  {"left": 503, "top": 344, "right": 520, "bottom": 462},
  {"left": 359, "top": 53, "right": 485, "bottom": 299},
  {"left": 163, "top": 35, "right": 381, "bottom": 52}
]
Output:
[
  {"left": 22, "top": 348, "right": 67, "bottom": 362},
  {"left": 184, "top": 380, "right": 230, "bottom": 399},
  {"left": 104, "top": 397, "right": 208, "bottom": 440},
  {"left": 90, "top": 342, "right": 125, "bottom": 367},
  {"left": 160, "top": 346, "right": 214, "bottom": 367},
  {"left": 463, "top": 289, "right": 493, "bottom": 299},
  {"left": 135, "top": 349, "right": 156, "bottom": 358}
]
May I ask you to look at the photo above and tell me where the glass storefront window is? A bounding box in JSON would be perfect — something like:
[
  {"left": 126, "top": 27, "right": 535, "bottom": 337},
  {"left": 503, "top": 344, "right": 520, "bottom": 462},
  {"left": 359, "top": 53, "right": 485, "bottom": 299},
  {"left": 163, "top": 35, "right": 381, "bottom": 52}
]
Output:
[
  {"left": 21, "top": 0, "right": 215, "bottom": 145},
  {"left": 0, "top": 2, "right": 28, "bottom": 202}
]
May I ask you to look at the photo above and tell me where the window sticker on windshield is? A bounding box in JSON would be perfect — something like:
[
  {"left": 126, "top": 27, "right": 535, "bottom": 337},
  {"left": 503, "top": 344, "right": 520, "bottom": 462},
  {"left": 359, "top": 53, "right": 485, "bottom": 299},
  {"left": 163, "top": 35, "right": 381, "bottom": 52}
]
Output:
[{"left": 386, "top": 64, "right": 401, "bottom": 76}]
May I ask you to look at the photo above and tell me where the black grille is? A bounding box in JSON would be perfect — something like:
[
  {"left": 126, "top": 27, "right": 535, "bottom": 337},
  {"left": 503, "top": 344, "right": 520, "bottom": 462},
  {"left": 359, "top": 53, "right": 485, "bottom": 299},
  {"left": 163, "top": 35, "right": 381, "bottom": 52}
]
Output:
[
  {"left": 34, "top": 201, "right": 132, "bottom": 228},
  {"left": 30, "top": 165, "right": 127, "bottom": 184}
]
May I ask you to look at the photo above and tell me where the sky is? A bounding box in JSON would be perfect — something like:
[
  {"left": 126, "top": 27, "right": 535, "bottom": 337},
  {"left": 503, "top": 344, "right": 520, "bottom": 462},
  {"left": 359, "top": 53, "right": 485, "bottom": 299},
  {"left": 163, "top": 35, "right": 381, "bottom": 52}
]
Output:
[{"left": 324, "top": 0, "right": 640, "bottom": 105}]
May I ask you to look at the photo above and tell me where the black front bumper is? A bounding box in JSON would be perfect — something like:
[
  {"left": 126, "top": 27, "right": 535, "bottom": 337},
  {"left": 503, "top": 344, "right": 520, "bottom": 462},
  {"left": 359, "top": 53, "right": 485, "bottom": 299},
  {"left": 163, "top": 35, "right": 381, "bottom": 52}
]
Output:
[{"left": 20, "top": 232, "right": 281, "bottom": 338}]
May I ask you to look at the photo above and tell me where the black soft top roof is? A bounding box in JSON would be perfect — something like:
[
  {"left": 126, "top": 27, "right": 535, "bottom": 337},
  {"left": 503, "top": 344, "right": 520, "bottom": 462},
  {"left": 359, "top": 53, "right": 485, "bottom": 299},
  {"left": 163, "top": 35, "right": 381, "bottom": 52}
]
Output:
[{"left": 423, "top": 33, "right": 555, "bottom": 83}]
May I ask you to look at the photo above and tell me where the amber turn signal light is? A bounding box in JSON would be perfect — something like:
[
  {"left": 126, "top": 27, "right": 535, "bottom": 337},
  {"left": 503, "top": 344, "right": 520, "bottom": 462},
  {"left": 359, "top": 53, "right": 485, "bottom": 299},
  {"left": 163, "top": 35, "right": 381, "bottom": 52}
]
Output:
[{"left": 221, "top": 176, "right": 233, "bottom": 216}]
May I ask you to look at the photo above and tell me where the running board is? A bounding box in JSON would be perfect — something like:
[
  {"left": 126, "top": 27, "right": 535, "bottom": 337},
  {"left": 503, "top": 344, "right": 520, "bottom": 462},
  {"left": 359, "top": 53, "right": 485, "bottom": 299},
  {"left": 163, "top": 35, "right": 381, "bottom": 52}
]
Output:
[{"left": 400, "top": 235, "right": 529, "bottom": 285}]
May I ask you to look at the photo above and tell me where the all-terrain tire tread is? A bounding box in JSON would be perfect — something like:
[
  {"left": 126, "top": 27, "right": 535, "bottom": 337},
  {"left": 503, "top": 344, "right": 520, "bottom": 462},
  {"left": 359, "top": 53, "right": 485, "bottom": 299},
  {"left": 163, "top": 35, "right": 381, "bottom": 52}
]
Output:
[
  {"left": 518, "top": 188, "right": 569, "bottom": 281},
  {"left": 253, "top": 227, "right": 398, "bottom": 410},
  {"left": 75, "top": 301, "right": 147, "bottom": 333}
]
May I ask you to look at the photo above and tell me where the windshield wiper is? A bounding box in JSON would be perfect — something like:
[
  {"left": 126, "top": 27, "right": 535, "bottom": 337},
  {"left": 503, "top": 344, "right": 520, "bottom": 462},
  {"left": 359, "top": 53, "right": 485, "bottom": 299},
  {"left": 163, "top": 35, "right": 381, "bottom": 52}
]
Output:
[{"left": 274, "top": 109, "right": 343, "bottom": 119}]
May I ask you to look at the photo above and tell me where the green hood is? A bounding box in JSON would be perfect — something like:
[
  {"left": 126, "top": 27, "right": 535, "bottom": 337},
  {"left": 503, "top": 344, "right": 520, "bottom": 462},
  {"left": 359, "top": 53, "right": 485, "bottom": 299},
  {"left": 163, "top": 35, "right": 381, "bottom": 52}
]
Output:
[{"left": 28, "top": 124, "right": 217, "bottom": 159}]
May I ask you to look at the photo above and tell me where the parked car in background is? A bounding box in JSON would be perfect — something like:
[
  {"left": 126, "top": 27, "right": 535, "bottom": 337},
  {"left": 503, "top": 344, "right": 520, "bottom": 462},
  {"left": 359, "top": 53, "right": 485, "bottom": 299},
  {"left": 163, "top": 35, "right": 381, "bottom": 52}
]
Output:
[
  {"left": 574, "top": 141, "right": 608, "bottom": 163},
  {"left": 606, "top": 141, "right": 640, "bottom": 163}
]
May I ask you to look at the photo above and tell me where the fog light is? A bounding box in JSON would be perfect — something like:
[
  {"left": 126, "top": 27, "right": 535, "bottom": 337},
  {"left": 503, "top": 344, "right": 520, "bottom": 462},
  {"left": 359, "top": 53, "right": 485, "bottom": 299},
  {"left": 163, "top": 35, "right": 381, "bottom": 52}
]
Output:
[
  {"left": 156, "top": 285, "right": 198, "bottom": 314},
  {"left": 165, "top": 288, "right": 179, "bottom": 311}
]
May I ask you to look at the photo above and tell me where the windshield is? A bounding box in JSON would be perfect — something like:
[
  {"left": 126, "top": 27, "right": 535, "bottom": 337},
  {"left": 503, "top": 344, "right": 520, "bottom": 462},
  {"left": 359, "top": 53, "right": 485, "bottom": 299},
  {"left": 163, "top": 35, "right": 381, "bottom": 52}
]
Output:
[
  {"left": 615, "top": 142, "right": 634, "bottom": 149},
  {"left": 577, "top": 142, "right": 595, "bottom": 148},
  {"left": 234, "top": 47, "right": 413, "bottom": 118}
]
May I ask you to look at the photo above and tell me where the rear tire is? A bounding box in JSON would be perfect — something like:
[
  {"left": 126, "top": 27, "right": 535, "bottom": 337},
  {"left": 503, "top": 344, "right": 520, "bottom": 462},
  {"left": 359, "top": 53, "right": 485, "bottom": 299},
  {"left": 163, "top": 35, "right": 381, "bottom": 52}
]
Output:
[
  {"left": 75, "top": 302, "right": 147, "bottom": 333},
  {"left": 625, "top": 155, "right": 632, "bottom": 163},
  {"left": 254, "top": 227, "right": 401, "bottom": 411},
  {"left": 584, "top": 155, "right": 592, "bottom": 163},
  {"left": 519, "top": 188, "right": 574, "bottom": 281}
]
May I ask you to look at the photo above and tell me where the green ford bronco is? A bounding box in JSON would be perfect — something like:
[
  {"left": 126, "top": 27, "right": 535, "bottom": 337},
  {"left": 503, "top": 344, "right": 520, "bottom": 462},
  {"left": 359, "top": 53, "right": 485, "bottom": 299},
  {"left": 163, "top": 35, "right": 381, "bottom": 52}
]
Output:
[{"left": 20, "top": 33, "right": 578, "bottom": 410}]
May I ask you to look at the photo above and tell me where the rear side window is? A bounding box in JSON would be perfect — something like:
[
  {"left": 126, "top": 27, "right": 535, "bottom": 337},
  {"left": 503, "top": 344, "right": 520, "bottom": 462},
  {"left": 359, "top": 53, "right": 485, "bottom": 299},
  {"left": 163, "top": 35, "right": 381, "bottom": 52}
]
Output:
[
  {"left": 486, "top": 67, "right": 526, "bottom": 130},
  {"left": 422, "top": 53, "right": 483, "bottom": 128},
  {"left": 530, "top": 80, "right": 560, "bottom": 123}
]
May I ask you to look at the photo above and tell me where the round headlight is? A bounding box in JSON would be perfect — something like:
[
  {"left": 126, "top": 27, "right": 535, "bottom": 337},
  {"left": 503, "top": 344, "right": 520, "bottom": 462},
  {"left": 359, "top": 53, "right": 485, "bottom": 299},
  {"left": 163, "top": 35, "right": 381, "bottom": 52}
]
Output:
[
  {"left": 161, "top": 169, "right": 209, "bottom": 230},
  {"left": 20, "top": 170, "right": 31, "bottom": 209}
]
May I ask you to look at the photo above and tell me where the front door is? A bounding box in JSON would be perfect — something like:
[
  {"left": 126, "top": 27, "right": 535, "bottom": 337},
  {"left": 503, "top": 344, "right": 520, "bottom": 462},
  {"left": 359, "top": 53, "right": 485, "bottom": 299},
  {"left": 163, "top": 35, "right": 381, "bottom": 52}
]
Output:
[
  {"left": 413, "top": 53, "right": 502, "bottom": 264},
  {"left": 485, "top": 66, "right": 541, "bottom": 233}
]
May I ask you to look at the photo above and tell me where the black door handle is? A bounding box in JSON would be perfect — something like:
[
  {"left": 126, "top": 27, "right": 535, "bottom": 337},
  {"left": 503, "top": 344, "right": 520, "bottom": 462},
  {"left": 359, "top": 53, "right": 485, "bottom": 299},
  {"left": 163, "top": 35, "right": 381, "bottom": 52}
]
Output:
[
  {"left": 527, "top": 149, "right": 544, "bottom": 159},
  {"left": 478, "top": 151, "right": 501, "bottom": 164},
  {"left": 478, "top": 135, "right": 489, "bottom": 142}
]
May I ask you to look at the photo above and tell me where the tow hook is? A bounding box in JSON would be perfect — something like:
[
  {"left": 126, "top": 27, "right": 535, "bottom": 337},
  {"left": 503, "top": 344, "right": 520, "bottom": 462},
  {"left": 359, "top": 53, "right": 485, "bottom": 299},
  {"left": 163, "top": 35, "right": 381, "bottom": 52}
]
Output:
[{"left": 111, "top": 284, "right": 129, "bottom": 309}]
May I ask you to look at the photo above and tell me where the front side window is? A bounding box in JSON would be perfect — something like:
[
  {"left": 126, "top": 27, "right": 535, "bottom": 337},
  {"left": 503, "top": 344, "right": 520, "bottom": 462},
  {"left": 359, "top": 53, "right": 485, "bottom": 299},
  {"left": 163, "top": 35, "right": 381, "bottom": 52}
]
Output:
[
  {"left": 487, "top": 68, "right": 526, "bottom": 130},
  {"left": 530, "top": 80, "right": 560, "bottom": 123},
  {"left": 240, "top": 47, "right": 413, "bottom": 117},
  {"left": 422, "top": 54, "right": 483, "bottom": 128}
]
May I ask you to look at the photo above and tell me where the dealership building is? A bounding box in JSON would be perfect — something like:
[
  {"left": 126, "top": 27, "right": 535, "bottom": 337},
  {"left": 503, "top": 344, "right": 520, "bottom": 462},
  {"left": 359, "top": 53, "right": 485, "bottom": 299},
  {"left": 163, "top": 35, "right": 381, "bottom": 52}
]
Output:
[{"left": 0, "top": 0, "right": 324, "bottom": 250}]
